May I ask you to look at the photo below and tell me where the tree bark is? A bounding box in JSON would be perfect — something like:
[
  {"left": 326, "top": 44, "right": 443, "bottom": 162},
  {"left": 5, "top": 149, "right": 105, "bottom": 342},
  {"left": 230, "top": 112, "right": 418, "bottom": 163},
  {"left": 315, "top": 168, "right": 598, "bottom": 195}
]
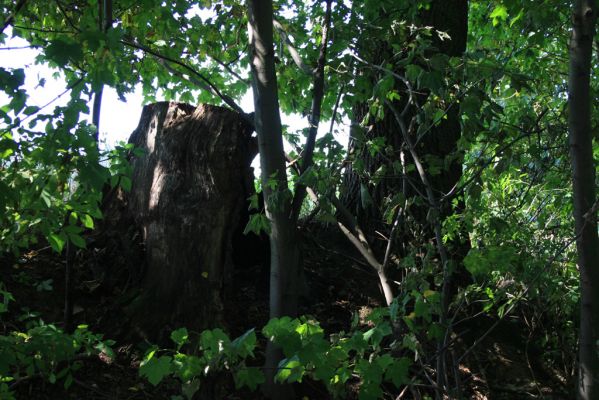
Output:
[
  {"left": 112, "top": 102, "right": 255, "bottom": 340},
  {"left": 341, "top": 2, "right": 468, "bottom": 396},
  {"left": 342, "top": 1, "right": 467, "bottom": 244},
  {"left": 568, "top": 2, "right": 599, "bottom": 399}
]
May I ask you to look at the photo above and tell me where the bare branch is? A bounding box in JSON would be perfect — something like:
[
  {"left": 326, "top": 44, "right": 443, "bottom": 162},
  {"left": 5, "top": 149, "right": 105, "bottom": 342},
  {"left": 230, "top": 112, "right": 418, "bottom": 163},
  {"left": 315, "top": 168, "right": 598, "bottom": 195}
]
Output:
[
  {"left": 273, "top": 19, "right": 313, "bottom": 75},
  {"left": 290, "top": 0, "right": 332, "bottom": 221}
]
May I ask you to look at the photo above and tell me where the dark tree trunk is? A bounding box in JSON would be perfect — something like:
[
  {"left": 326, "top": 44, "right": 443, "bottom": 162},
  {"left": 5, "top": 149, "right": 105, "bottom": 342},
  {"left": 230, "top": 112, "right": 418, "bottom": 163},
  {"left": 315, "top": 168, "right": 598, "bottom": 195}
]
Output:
[
  {"left": 103, "top": 102, "right": 255, "bottom": 340},
  {"left": 341, "top": 3, "right": 468, "bottom": 395},
  {"left": 568, "top": 2, "right": 599, "bottom": 399},
  {"left": 342, "top": 1, "right": 468, "bottom": 246}
]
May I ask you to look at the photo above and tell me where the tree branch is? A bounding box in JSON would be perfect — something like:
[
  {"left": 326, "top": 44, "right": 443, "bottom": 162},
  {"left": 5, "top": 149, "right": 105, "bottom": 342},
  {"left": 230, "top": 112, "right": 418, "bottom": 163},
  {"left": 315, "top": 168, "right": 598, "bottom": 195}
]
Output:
[
  {"left": 290, "top": 0, "right": 332, "bottom": 221},
  {"left": 1, "top": 0, "right": 27, "bottom": 35},
  {"left": 122, "top": 38, "right": 247, "bottom": 117},
  {"left": 211, "top": 55, "right": 250, "bottom": 85}
]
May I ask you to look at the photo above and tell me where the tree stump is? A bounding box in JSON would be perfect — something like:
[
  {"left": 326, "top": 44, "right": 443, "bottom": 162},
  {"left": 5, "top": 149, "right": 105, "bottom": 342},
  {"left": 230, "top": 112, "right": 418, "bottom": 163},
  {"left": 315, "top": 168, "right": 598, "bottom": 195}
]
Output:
[{"left": 110, "top": 102, "right": 256, "bottom": 339}]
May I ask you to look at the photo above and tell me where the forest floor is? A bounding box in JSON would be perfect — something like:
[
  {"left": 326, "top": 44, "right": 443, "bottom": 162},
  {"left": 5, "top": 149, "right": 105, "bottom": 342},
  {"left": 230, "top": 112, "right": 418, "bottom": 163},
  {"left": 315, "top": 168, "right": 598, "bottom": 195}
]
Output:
[{"left": 1, "top": 224, "right": 572, "bottom": 399}]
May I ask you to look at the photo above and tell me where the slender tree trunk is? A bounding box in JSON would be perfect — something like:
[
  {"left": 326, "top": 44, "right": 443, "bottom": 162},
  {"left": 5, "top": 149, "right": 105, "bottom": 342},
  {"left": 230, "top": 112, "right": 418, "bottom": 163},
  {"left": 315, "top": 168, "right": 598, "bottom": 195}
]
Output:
[
  {"left": 247, "top": 1, "right": 300, "bottom": 397},
  {"left": 64, "top": 0, "right": 113, "bottom": 334},
  {"left": 91, "top": 0, "right": 111, "bottom": 142},
  {"left": 290, "top": 0, "right": 332, "bottom": 221},
  {"left": 568, "top": 2, "right": 599, "bottom": 399},
  {"left": 63, "top": 240, "right": 74, "bottom": 332}
]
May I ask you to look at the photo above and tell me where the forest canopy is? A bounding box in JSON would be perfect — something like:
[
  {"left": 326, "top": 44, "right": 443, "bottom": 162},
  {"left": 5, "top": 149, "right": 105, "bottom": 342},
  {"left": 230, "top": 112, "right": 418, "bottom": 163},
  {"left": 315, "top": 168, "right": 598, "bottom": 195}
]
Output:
[{"left": 0, "top": 1, "right": 598, "bottom": 399}]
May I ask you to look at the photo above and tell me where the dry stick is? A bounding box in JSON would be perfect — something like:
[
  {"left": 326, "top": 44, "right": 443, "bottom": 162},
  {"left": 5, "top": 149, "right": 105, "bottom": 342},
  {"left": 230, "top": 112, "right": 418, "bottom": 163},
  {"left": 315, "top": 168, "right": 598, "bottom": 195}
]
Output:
[
  {"left": 290, "top": 0, "right": 332, "bottom": 222},
  {"left": 91, "top": 0, "right": 112, "bottom": 139},
  {"left": 326, "top": 58, "right": 354, "bottom": 138},
  {"left": 12, "top": 24, "right": 75, "bottom": 34},
  {"left": 56, "top": 0, "right": 81, "bottom": 33},
  {"left": 0, "top": 0, "right": 27, "bottom": 35},
  {"left": 63, "top": 239, "right": 74, "bottom": 332},
  {"left": 155, "top": 59, "right": 253, "bottom": 127},
  {"left": 328, "top": 81, "right": 345, "bottom": 137},
  {"left": 386, "top": 98, "right": 452, "bottom": 397},
  {"left": 287, "top": 144, "right": 396, "bottom": 306},
  {"left": 350, "top": 52, "right": 418, "bottom": 115}
]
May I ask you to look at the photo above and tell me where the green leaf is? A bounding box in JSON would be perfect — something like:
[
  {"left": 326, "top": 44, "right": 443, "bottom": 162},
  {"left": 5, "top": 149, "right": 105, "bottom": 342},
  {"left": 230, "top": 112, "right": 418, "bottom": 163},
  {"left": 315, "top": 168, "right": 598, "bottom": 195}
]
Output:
[
  {"left": 64, "top": 373, "right": 73, "bottom": 389},
  {"left": 45, "top": 38, "right": 84, "bottom": 66},
  {"left": 23, "top": 106, "right": 40, "bottom": 116},
  {"left": 234, "top": 367, "right": 264, "bottom": 390},
  {"left": 460, "top": 95, "right": 481, "bottom": 117},
  {"left": 120, "top": 176, "right": 132, "bottom": 192},
  {"left": 48, "top": 233, "right": 66, "bottom": 253},
  {"left": 360, "top": 183, "right": 373, "bottom": 209},
  {"left": 385, "top": 357, "right": 410, "bottom": 387},
  {"left": 172, "top": 353, "right": 203, "bottom": 381},
  {"left": 40, "top": 189, "right": 53, "bottom": 208},
  {"left": 231, "top": 328, "right": 257, "bottom": 358},
  {"left": 405, "top": 64, "right": 423, "bottom": 83},
  {"left": 181, "top": 379, "right": 200, "bottom": 400},
  {"left": 80, "top": 214, "right": 94, "bottom": 229},
  {"left": 363, "top": 322, "right": 392, "bottom": 346},
  {"left": 414, "top": 297, "right": 429, "bottom": 319},
  {"left": 490, "top": 5, "right": 508, "bottom": 26},
  {"left": 171, "top": 328, "right": 189, "bottom": 348},
  {"left": 243, "top": 213, "right": 271, "bottom": 235},
  {"left": 275, "top": 356, "right": 305, "bottom": 383},
  {"left": 140, "top": 355, "right": 172, "bottom": 386},
  {"left": 68, "top": 233, "right": 86, "bottom": 249}
]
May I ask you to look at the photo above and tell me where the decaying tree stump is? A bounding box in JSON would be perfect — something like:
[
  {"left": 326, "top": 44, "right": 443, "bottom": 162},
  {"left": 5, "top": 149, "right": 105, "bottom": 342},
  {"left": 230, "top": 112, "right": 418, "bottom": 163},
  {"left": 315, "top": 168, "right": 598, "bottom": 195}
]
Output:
[{"left": 104, "top": 102, "right": 256, "bottom": 339}]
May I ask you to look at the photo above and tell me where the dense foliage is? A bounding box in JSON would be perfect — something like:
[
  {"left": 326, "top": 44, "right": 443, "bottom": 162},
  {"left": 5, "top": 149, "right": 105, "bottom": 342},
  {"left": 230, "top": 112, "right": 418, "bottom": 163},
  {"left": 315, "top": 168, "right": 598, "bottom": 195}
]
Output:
[{"left": 1, "top": 0, "right": 597, "bottom": 399}]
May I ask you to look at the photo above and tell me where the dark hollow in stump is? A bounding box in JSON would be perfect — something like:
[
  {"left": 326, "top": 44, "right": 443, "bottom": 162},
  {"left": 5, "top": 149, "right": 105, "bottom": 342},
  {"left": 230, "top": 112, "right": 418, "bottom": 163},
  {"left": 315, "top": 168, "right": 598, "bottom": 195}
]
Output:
[{"left": 119, "top": 102, "right": 256, "bottom": 339}]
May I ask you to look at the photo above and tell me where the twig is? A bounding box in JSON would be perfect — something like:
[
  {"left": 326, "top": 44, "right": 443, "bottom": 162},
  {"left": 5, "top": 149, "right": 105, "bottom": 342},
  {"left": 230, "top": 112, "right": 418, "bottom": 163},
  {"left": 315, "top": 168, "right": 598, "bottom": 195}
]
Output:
[
  {"left": 1, "top": 76, "right": 85, "bottom": 132},
  {"left": 1, "top": 0, "right": 27, "bottom": 35},
  {"left": 0, "top": 45, "right": 36, "bottom": 50},
  {"left": 12, "top": 25, "right": 73, "bottom": 34},
  {"left": 381, "top": 201, "right": 405, "bottom": 272},
  {"left": 351, "top": 51, "right": 418, "bottom": 115},
  {"left": 55, "top": 0, "right": 81, "bottom": 33},
  {"left": 386, "top": 97, "right": 453, "bottom": 396},
  {"left": 211, "top": 55, "right": 250, "bottom": 84}
]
